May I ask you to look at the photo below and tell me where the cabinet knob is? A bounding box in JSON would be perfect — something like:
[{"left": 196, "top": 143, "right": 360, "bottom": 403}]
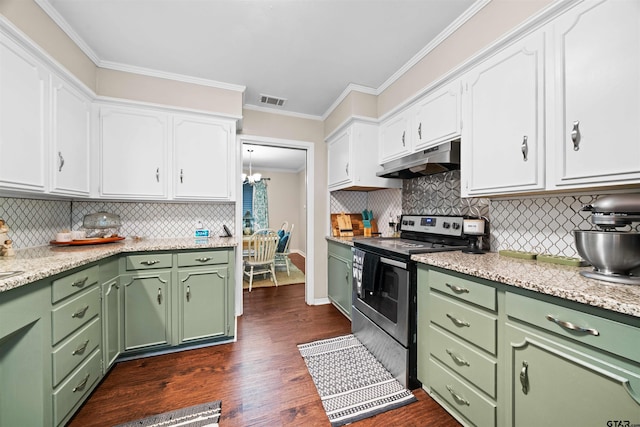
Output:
[
  {"left": 157, "top": 288, "right": 163, "bottom": 305},
  {"left": 571, "top": 120, "right": 581, "bottom": 151},
  {"left": 156, "top": 167, "right": 160, "bottom": 183},
  {"left": 402, "top": 131, "right": 406, "bottom": 147},
  {"left": 519, "top": 361, "right": 529, "bottom": 394},
  {"left": 521, "top": 135, "right": 528, "bottom": 161},
  {"left": 418, "top": 123, "right": 422, "bottom": 140},
  {"left": 58, "top": 151, "right": 65, "bottom": 172},
  {"left": 186, "top": 285, "right": 191, "bottom": 302},
  {"left": 180, "top": 168, "right": 184, "bottom": 184}
]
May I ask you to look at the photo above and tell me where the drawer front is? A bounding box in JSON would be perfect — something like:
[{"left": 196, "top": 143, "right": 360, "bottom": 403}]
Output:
[
  {"left": 53, "top": 349, "right": 101, "bottom": 426},
  {"left": 177, "top": 250, "right": 228, "bottom": 267},
  {"left": 52, "top": 318, "right": 101, "bottom": 387},
  {"left": 328, "top": 240, "right": 353, "bottom": 261},
  {"left": 506, "top": 292, "right": 640, "bottom": 362},
  {"left": 430, "top": 292, "right": 497, "bottom": 354},
  {"left": 125, "top": 253, "right": 173, "bottom": 271},
  {"left": 430, "top": 269, "right": 496, "bottom": 311},
  {"left": 429, "top": 358, "right": 496, "bottom": 427},
  {"left": 430, "top": 325, "right": 497, "bottom": 398},
  {"left": 52, "top": 287, "right": 100, "bottom": 345},
  {"left": 51, "top": 266, "right": 99, "bottom": 303}
]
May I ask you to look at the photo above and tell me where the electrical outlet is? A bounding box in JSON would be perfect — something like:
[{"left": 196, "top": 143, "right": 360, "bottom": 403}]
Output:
[{"left": 195, "top": 220, "right": 203, "bottom": 229}]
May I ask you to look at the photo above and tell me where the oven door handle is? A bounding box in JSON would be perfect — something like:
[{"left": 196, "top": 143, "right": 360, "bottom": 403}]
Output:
[{"left": 380, "top": 257, "right": 407, "bottom": 270}]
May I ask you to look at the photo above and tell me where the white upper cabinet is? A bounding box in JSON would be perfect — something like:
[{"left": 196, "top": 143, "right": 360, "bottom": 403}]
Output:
[
  {"left": 99, "top": 105, "right": 169, "bottom": 199},
  {"left": 413, "top": 80, "right": 462, "bottom": 151},
  {"left": 50, "top": 75, "right": 91, "bottom": 197},
  {"left": 0, "top": 33, "right": 48, "bottom": 194},
  {"left": 173, "top": 115, "right": 235, "bottom": 201},
  {"left": 328, "top": 121, "right": 401, "bottom": 191},
  {"left": 462, "top": 30, "right": 546, "bottom": 197},
  {"left": 379, "top": 109, "right": 413, "bottom": 164},
  {"left": 550, "top": 0, "right": 640, "bottom": 189}
]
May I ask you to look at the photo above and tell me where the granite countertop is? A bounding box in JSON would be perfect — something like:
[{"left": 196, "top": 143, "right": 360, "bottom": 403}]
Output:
[
  {"left": 0, "top": 236, "right": 237, "bottom": 294},
  {"left": 326, "top": 236, "right": 357, "bottom": 246},
  {"left": 412, "top": 251, "right": 640, "bottom": 318}
]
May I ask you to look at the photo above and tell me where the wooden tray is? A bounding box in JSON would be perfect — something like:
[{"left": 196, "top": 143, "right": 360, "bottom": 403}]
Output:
[{"left": 50, "top": 236, "right": 125, "bottom": 246}]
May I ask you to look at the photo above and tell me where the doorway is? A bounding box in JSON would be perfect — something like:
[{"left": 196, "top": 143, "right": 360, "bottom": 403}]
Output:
[{"left": 235, "top": 135, "right": 315, "bottom": 316}]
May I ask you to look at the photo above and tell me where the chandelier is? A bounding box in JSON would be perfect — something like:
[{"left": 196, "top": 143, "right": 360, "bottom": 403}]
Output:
[{"left": 242, "top": 149, "right": 262, "bottom": 185}]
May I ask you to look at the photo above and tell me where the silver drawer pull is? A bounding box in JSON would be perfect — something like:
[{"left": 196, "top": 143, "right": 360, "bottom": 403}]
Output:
[
  {"left": 446, "top": 313, "right": 470, "bottom": 328},
  {"left": 72, "top": 339, "right": 90, "bottom": 356},
  {"left": 72, "top": 305, "right": 89, "bottom": 319},
  {"left": 446, "top": 349, "right": 470, "bottom": 366},
  {"left": 72, "top": 373, "right": 90, "bottom": 393},
  {"left": 195, "top": 257, "right": 211, "bottom": 262},
  {"left": 545, "top": 314, "right": 599, "bottom": 336},
  {"left": 157, "top": 288, "right": 162, "bottom": 305},
  {"left": 446, "top": 385, "right": 470, "bottom": 406},
  {"left": 520, "top": 361, "right": 529, "bottom": 395},
  {"left": 186, "top": 286, "right": 191, "bottom": 302},
  {"left": 571, "top": 120, "right": 581, "bottom": 151},
  {"left": 445, "top": 283, "right": 469, "bottom": 294},
  {"left": 72, "top": 277, "right": 89, "bottom": 288},
  {"left": 140, "top": 260, "right": 160, "bottom": 266}
]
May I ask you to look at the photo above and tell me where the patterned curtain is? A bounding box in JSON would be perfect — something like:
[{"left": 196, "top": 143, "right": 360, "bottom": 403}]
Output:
[{"left": 252, "top": 180, "right": 269, "bottom": 230}]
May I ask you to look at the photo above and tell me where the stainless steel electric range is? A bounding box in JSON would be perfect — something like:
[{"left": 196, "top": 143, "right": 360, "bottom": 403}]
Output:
[{"left": 352, "top": 214, "right": 469, "bottom": 389}]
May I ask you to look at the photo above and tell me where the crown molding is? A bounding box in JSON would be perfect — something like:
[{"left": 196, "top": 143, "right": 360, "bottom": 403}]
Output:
[
  {"left": 243, "top": 103, "right": 323, "bottom": 121},
  {"left": 320, "top": 83, "right": 378, "bottom": 121}
]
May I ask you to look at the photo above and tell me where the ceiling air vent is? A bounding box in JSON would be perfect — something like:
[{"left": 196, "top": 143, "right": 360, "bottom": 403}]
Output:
[{"left": 259, "top": 94, "right": 287, "bottom": 107}]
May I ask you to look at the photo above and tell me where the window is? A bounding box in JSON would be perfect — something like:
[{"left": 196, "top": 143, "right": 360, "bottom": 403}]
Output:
[{"left": 242, "top": 183, "right": 253, "bottom": 217}]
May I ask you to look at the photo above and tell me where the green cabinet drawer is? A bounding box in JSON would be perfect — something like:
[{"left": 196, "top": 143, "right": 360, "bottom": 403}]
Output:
[
  {"left": 52, "top": 318, "right": 101, "bottom": 387},
  {"left": 429, "top": 358, "right": 496, "bottom": 427},
  {"left": 328, "top": 240, "right": 353, "bottom": 260},
  {"left": 125, "top": 253, "right": 173, "bottom": 271},
  {"left": 506, "top": 292, "right": 640, "bottom": 362},
  {"left": 430, "top": 269, "right": 496, "bottom": 311},
  {"left": 53, "top": 349, "right": 101, "bottom": 426},
  {"left": 430, "top": 324, "right": 497, "bottom": 398},
  {"left": 177, "top": 250, "right": 228, "bottom": 267},
  {"left": 430, "top": 292, "right": 497, "bottom": 354},
  {"left": 51, "top": 265, "right": 99, "bottom": 303},
  {"left": 51, "top": 287, "right": 100, "bottom": 346}
]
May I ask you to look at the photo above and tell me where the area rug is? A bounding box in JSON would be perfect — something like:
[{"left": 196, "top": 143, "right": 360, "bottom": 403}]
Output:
[
  {"left": 113, "top": 400, "right": 221, "bottom": 427},
  {"left": 298, "top": 334, "right": 416, "bottom": 427},
  {"left": 242, "top": 263, "right": 305, "bottom": 289}
]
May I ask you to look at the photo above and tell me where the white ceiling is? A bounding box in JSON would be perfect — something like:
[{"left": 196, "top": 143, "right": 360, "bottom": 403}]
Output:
[
  {"left": 242, "top": 144, "right": 306, "bottom": 173},
  {"left": 40, "top": 0, "right": 477, "bottom": 118}
]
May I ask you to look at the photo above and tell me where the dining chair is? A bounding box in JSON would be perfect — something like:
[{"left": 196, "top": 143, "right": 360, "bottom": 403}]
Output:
[
  {"left": 275, "top": 223, "right": 294, "bottom": 276},
  {"left": 243, "top": 229, "right": 280, "bottom": 292}
]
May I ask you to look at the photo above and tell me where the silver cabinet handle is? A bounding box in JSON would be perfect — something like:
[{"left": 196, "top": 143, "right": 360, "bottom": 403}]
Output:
[
  {"left": 446, "top": 313, "right": 470, "bottom": 328},
  {"left": 72, "top": 339, "right": 90, "bottom": 356},
  {"left": 140, "top": 260, "right": 160, "bottom": 266},
  {"left": 157, "top": 288, "right": 162, "bottom": 305},
  {"left": 72, "top": 373, "right": 90, "bottom": 393},
  {"left": 521, "top": 135, "right": 528, "bottom": 161},
  {"left": 72, "top": 305, "right": 89, "bottom": 319},
  {"left": 418, "top": 122, "right": 422, "bottom": 140},
  {"left": 72, "top": 277, "right": 89, "bottom": 288},
  {"left": 446, "top": 385, "right": 470, "bottom": 406},
  {"left": 195, "top": 257, "right": 211, "bottom": 263},
  {"left": 156, "top": 167, "right": 160, "bottom": 182},
  {"left": 545, "top": 314, "right": 599, "bottom": 336},
  {"left": 345, "top": 162, "right": 349, "bottom": 175},
  {"left": 180, "top": 168, "right": 184, "bottom": 184},
  {"left": 571, "top": 120, "right": 581, "bottom": 151},
  {"left": 520, "top": 361, "right": 529, "bottom": 395},
  {"left": 446, "top": 283, "right": 469, "bottom": 294},
  {"left": 401, "top": 130, "right": 406, "bottom": 147},
  {"left": 186, "top": 286, "right": 191, "bottom": 302},
  {"left": 58, "top": 151, "right": 65, "bottom": 172},
  {"left": 446, "top": 349, "right": 470, "bottom": 366}
]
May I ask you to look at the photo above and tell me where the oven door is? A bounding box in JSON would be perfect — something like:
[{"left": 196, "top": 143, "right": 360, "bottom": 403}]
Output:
[{"left": 353, "top": 253, "right": 410, "bottom": 347}]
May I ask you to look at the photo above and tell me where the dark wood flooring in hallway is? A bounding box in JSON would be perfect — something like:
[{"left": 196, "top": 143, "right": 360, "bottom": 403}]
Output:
[{"left": 68, "top": 255, "right": 461, "bottom": 426}]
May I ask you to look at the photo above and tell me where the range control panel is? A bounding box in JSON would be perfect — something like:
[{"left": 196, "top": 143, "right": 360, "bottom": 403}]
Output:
[{"left": 400, "top": 215, "right": 464, "bottom": 237}]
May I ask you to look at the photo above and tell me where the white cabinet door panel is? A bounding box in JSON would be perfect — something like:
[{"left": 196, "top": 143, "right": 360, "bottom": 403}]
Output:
[
  {"left": 327, "top": 127, "right": 351, "bottom": 188},
  {"left": 414, "top": 81, "right": 461, "bottom": 151}
]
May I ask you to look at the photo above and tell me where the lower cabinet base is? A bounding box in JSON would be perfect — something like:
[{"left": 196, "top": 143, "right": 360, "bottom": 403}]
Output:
[{"left": 115, "top": 334, "right": 236, "bottom": 362}]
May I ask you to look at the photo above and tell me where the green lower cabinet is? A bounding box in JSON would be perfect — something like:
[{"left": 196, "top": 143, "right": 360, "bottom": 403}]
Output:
[
  {"left": 327, "top": 241, "right": 352, "bottom": 319},
  {"left": 179, "top": 267, "right": 228, "bottom": 343},
  {"left": 122, "top": 272, "right": 171, "bottom": 350},
  {"left": 506, "top": 323, "right": 640, "bottom": 426},
  {"left": 102, "top": 276, "right": 122, "bottom": 369}
]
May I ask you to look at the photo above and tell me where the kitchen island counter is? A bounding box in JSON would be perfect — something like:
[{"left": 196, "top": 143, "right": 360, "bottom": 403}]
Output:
[
  {"left": 412, "top": 251, "right": 640, "bottom": 318},
  {"left": 0, "top": 237, "right": 237, "bottom": 293}
]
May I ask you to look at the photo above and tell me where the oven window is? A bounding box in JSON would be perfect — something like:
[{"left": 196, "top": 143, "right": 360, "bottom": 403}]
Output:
[{"left": 362, "top": 263, "right": 401, "bottom": 323}]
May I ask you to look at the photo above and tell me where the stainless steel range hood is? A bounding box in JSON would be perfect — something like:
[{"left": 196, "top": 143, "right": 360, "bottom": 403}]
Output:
[{"left": 376, "top": 139, "right": 460, "bottom": 179}]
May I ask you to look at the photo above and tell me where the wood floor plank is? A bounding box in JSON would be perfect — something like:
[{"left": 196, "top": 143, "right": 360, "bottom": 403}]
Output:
[{"left": 67, "top": 255, "right": 460, "bottom": 427}]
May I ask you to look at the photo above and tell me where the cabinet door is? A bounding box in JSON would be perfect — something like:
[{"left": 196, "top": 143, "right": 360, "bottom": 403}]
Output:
[
  {"left": 462, "top": 30, "right": 545, "bottom": 196},
  {"left": 50, "top": 75, "right": 91, "bottom": 196},
  {"left": 173, "top": 116, "right": 234, "bottom": 201},
  {"left": 327, "top": 253, "right": 352, "bottom": 318},
  {"left": 414, "top": 80, "right": 461, "bottom": 150},
  {"left": 179, "top": 267, "right": 227, "bottom": 342},
  {"left": 102, "top": 278, "right": 121, "bottom": 370},
  {"left": 379, "top": 110, "right": 412, "bottom": 164},
  {"left": 123, "top": 272, "right": 170, "bottom": 350},
  {"left": 327, "top": 127, "right": 351, "bottom": 188},
  {"left": 552, "top": 0, "right": 640, "bottom": 187},
  {"left": 507, "top": 324, "right": 640, "bottom": 427},
  {"left": 0, "top": 34, "right": 48, "bottom": 193},
  {"left": 99, "top": 106, "right": 168, "bottom": 199}
]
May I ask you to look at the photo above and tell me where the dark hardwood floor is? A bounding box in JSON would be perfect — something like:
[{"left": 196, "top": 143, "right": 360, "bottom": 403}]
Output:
[{"left": 68, "top": 254, "right": 460, "bottom": 427}]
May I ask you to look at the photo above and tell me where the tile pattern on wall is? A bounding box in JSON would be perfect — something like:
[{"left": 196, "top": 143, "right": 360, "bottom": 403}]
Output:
[
  {"left": 72, "top": 201, "right": 235, "bottom": 239},
  {"left": 0, "top": 197, "right": 71, "bottom": 249},
  {"left": 367, "top": 189, "right": 402, "bottom": 237},
  {"left": 330, "top": 191, "right": 368, "bottom": 214}
]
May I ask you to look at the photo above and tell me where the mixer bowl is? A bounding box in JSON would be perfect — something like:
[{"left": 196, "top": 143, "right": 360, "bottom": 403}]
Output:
[{"left": 574, "top": 230, "right": 640, "bottom": 275}]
